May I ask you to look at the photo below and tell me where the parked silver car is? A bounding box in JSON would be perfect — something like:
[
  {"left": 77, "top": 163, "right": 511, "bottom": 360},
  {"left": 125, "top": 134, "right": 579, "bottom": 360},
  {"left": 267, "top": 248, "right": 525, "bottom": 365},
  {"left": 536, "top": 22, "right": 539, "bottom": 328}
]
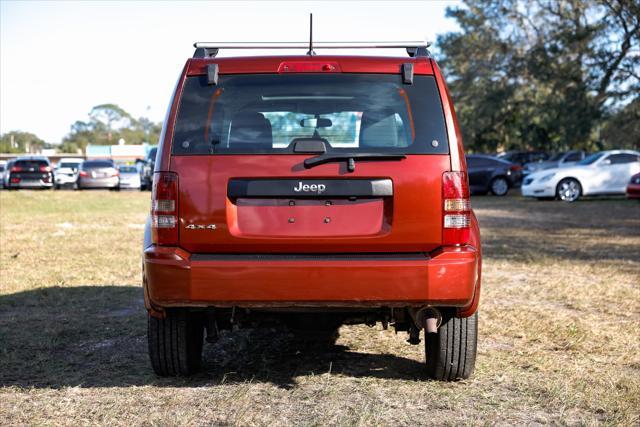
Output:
[
  {"left": 117, "top": 165, "right": 141, "bottom": 190},
  {"left": 77, "top": 160, "right": 120, "bottom": 190}
]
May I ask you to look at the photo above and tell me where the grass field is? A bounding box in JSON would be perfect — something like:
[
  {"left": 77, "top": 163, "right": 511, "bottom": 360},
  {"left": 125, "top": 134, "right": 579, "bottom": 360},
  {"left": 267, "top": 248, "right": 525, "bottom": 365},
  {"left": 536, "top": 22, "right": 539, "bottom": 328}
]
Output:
[{"left": 1, "top": 190, "right": 639, "bottom": 425}]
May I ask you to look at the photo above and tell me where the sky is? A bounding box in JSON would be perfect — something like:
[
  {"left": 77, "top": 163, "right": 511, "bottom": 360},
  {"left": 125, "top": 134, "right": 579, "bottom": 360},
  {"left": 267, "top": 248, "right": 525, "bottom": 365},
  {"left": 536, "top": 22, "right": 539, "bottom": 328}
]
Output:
[{"left": 0, "top": 0, "right": 461, "bottom": 143}]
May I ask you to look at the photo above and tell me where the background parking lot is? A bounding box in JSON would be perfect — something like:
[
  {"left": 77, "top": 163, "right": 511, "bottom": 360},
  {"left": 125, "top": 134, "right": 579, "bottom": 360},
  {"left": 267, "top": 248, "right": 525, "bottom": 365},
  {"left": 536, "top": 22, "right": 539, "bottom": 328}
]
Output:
[{"left": 1, "top": 191, "right": 638, "bottom": 425}]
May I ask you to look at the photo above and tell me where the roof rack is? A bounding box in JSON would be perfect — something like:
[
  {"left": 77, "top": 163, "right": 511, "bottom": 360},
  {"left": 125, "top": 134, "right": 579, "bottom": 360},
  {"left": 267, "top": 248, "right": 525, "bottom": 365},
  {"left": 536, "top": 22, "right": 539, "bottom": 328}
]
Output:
[{"left": 192, "top": 41, "right": 432, "bottom": 59}]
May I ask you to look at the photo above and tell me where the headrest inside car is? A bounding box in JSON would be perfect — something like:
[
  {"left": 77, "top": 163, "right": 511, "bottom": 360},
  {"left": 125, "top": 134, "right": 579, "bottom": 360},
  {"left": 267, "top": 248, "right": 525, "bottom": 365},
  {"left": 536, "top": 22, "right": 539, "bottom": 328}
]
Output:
[
  {"left": 359, "top": 111, "right": 406, "bottom": 148},
  {"left": 229, "top": 112, "right": 273, "bottom": 146}
]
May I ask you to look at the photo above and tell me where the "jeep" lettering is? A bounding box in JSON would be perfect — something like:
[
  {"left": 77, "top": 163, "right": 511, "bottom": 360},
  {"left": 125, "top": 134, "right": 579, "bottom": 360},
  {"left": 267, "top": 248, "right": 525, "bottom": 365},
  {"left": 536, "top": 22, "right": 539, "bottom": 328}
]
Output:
[{"left": 293, "top": 181, "right": 326, "bottom": 194}]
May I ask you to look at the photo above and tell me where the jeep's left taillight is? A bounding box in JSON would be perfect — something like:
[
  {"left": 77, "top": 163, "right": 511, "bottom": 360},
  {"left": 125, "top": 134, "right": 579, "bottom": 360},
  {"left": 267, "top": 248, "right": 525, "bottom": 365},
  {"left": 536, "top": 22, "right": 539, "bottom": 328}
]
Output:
[
  {"left": 442, "top": 171, "right": 471, "bottom": 245},
  {"left": 151, "top": 172, "right": 178, "bottom": 245}
]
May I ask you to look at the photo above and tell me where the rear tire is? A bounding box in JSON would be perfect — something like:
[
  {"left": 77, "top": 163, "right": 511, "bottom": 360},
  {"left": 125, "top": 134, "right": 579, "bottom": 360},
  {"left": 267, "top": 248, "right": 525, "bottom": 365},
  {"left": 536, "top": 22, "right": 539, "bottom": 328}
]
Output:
[
  {"left": 148, "top": 310, "right": 204, "bottom": 376},
  {"left": 425, "top": 311, "right": 478, "bottom": 381},
  {"left": 490, "top": 176, "right": 509, "bottom": 196}
]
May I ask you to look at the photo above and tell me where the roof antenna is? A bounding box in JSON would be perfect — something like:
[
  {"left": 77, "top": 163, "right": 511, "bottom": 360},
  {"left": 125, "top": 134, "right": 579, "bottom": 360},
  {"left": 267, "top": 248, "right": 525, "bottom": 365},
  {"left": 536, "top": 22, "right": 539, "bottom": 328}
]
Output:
[{"left": 307, "top": 13, "right": 316, "bottom": 56}]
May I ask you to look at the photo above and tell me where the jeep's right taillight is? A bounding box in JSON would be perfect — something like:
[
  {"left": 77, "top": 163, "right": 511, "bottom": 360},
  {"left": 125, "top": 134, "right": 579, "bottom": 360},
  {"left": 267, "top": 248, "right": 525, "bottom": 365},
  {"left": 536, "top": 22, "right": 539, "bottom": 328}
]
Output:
[
  {"left": 442, "top": 171, "right": 471, "bottom": 245},
  {"left": 151, "top": 172, "right": 178, "bottom": 245}
]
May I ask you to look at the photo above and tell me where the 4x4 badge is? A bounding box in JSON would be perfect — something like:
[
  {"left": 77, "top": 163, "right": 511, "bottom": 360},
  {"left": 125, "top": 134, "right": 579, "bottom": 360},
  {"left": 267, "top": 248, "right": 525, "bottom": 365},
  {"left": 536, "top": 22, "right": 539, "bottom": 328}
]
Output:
[{"left": 185, "top": 224, "right": 217, "bottom": 230}]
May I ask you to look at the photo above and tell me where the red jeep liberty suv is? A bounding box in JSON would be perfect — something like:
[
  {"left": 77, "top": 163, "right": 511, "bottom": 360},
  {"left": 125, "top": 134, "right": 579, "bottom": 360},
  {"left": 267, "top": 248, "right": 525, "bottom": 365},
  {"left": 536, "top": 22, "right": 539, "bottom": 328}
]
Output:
[{"left": 143, "top": 42, "right": 482, "bottom": 381}]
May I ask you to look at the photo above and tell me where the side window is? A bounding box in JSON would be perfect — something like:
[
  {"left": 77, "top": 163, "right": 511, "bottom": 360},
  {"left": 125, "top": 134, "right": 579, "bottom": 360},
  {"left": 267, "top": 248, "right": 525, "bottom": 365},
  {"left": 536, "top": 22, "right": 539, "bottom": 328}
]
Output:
[
  {"left": 609, "top": 154, "right": 639, "bottom": 164},
  {"left": 565, "top": 152, "right": 583, "bottom": 162}
]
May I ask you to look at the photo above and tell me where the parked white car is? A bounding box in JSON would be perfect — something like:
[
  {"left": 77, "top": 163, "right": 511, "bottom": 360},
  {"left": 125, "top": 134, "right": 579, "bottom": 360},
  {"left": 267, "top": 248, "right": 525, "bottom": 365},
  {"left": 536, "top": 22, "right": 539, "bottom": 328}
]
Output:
[
  {"left": 54, "top": 158, "right": 83, "bottom": 189},
  {"left": 521, "top": 150, "right": 640, "bottom": 202}
]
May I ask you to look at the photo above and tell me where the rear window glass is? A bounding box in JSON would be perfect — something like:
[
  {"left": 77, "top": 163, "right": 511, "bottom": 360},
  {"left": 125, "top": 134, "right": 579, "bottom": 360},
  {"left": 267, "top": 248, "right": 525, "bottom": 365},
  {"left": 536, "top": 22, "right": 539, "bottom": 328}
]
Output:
[
  {"left": 172, "top": 74, "right": 449, "bottom": 155},
  {"left": 82, "top": 160, "right": 113, "bottom": 169},
  {"left": 15, "top": 160, "right": 48, "bottom": 168},
  {"left": 59, "top": 162, "right": 80, "bottom": 169},
  {"left": 118, "top": 165, "right": 137, "bottom": 173}
]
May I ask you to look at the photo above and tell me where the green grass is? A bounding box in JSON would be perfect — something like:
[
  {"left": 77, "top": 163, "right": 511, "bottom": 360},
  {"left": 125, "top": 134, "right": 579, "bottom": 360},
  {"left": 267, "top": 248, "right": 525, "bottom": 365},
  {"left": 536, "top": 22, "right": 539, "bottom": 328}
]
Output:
[
  {"left": 0, "top": 190, "right": 149, "bottom": 294},
  {"left": 1, "top": 190, "right": 639, "bottom": 425}
]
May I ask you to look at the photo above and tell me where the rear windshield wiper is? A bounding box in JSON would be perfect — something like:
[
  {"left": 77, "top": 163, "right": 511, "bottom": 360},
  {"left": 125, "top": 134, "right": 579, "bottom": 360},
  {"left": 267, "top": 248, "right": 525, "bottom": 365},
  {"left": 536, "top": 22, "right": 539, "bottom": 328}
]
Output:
[{"left": 304, "top": 153, "right": 406, "bottom": 172}]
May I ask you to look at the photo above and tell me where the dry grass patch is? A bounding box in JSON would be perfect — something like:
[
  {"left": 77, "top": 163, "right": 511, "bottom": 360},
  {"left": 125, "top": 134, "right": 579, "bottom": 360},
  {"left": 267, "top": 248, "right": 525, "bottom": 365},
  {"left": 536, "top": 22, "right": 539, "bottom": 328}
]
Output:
[{"left": 1, "top": 190, "right": 639, "bottom": 425}]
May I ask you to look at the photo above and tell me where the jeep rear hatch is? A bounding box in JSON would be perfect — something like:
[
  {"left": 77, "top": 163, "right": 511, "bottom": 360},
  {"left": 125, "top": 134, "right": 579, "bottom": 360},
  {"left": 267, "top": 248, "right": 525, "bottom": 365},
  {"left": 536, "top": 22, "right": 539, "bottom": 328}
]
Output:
[{"left": 166, "top": 71, "right": 451, "bottom": 253}]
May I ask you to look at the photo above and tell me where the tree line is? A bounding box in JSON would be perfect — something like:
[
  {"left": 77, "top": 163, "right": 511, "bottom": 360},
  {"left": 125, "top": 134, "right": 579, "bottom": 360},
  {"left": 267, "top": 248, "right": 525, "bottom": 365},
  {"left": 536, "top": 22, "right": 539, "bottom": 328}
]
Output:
[
  {"left": 59, "top": 104, "right": 162, "bottom": 153},
  {"left": 0, "top": 104, "right": 161, "bottom": 154}
]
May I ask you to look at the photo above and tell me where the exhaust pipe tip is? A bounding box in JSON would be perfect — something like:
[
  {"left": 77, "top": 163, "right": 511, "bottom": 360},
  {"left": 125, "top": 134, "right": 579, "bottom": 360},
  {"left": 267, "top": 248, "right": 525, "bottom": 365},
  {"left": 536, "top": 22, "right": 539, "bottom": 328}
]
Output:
[
  {"left": 411, "top": 307, "right": 442, "bottom": 334},
  {"left": 425, "top": 316, "right": 439, "bottom": 334}
]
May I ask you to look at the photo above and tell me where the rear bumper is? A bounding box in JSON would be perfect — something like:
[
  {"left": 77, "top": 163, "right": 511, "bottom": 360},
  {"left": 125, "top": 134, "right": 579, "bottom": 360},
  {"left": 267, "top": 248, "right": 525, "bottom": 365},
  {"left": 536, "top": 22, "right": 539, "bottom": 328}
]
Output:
[
  {"left": 7, "top": 180, "right": 53, "bottom": 189},
  {"left": 119, "top": 180, "right": 141, "bottom": 189},
  {"left": 78, "top": 177, "right": 119, "bottom": 188},
  {"left": 55, "top": 175, "right": 77, "bottom": 185},
  {"left": 143, "top": 246, "right": 479, "bottom": 310}
]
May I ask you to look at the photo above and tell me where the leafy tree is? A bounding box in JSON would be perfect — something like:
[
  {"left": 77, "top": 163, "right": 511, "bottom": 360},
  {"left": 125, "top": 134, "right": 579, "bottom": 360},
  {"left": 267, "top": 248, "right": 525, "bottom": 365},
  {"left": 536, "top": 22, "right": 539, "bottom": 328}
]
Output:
[
  {"left": 89, "top": 103, "right": 133, "bottom": 143},
  {"left": 61, "top": 104, "right": 162, "bottom": 153},
  {"left": 437, "top": 0, "right": 640, "bottom": 152},
  {"left": 0, "top": 131, "right": 45, "bottom": 153}
]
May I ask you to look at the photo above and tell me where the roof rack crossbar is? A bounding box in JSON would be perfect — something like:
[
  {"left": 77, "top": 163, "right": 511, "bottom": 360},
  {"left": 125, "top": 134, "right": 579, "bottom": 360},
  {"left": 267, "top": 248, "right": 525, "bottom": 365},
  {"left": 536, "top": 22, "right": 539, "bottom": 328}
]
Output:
[{"left": 192, "top": 41, "right": 432, "bottom": 58}]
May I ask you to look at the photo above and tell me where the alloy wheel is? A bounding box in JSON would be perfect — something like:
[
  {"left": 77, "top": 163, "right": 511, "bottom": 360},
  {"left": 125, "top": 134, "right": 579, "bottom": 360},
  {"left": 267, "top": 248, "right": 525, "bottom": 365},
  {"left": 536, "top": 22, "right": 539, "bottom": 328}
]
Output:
[
  {"left": 491, "top": 177, "right": 509, "bottom": 196},
  {"left": 557, "top": 179, "right": 581, "bottom": 202}
]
